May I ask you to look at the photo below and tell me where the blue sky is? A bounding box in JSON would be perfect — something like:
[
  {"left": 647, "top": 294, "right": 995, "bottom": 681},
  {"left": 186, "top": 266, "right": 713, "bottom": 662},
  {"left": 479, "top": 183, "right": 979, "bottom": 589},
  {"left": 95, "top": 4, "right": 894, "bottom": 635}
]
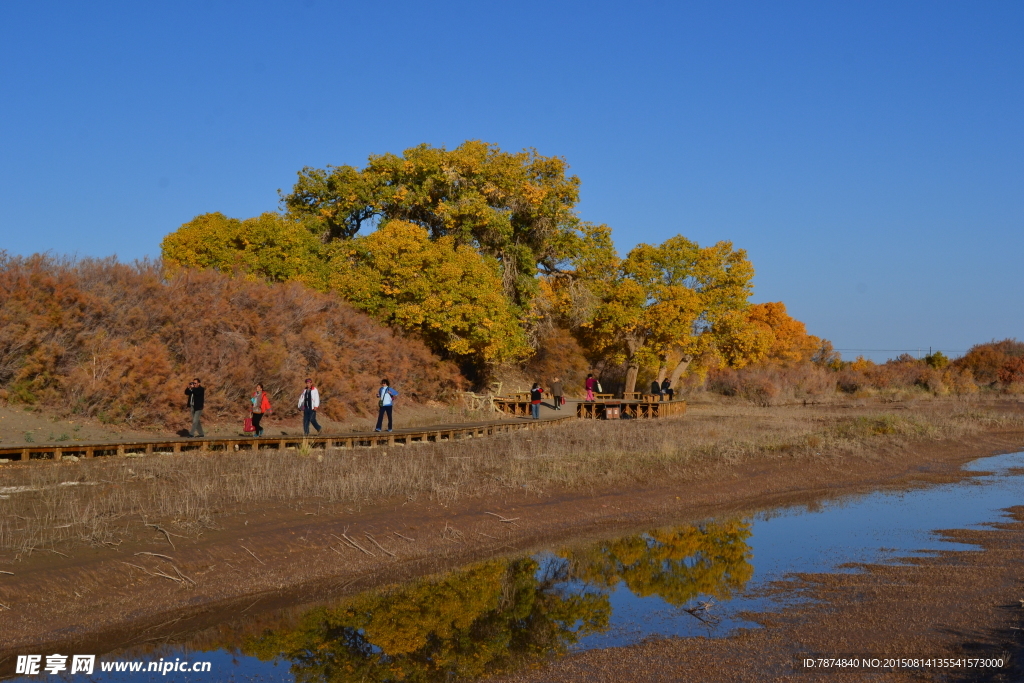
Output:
[{"left": 1, "top": 1, "right": 1021, "bottom": 361}]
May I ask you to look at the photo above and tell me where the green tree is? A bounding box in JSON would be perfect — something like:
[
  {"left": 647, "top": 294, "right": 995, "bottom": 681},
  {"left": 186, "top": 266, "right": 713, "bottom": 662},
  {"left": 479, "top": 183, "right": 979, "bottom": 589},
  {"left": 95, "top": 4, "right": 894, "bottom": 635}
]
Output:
[{"left": 283, "top": 140, "right": 583, "bottom": 309}]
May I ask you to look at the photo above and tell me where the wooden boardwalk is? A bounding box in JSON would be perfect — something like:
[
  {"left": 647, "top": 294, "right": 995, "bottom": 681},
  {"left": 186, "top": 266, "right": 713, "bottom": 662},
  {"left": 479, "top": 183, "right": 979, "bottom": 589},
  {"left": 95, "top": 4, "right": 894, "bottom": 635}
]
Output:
[{"left": 0, "top": 415, "right": 575, "bottom": 464}]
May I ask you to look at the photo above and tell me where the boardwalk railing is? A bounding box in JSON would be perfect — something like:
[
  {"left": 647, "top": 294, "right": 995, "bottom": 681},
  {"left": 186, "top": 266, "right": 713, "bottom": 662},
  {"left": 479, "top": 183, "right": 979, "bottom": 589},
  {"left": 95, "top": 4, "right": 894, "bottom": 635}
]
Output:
[
  {"left": 0, "top": 415, "right": 575, "bottom": 464},
  {"left": 575, "top": 399, "right": 686, "bottom": 420}
]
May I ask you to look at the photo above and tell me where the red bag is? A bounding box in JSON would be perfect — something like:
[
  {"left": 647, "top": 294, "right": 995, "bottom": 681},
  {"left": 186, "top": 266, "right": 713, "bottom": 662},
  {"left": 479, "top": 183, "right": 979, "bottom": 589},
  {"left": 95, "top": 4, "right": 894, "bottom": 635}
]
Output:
[{"left": 243, "top": 416, "right": 255, "bottom": 433}]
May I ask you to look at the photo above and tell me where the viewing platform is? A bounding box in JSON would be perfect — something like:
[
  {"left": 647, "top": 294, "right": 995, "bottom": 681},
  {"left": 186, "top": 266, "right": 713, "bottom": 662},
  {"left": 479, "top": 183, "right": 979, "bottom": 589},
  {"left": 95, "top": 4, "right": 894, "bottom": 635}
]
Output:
[{"left": 493, "top": 395, "right": 686, "bottom": 420}]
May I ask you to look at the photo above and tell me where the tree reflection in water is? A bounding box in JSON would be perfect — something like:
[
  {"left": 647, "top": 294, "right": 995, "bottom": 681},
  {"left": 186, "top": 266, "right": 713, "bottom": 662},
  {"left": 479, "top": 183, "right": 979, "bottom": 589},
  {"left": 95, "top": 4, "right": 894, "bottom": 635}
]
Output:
[
  {"left": 241, "top": 520, "right": 752, "bottom": 682},
  {"left": 563, "top": 519, "right": 754, "bottom": 606}
]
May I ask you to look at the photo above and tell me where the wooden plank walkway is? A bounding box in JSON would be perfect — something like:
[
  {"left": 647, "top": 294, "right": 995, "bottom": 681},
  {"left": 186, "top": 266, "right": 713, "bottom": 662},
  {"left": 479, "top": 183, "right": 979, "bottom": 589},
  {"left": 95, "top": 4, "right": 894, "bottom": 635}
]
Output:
[{"left": 0, "top": 415, "right": 575, "bottom": 464}]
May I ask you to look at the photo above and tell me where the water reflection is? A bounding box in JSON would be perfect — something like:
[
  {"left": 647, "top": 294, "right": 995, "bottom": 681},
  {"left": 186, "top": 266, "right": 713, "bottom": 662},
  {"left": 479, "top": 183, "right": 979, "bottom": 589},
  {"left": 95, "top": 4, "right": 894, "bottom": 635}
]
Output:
[
  {"left": 233, "top": 521, "right": 752, "bottom": 682},
  {"left": 565, "top": 519, "right": 753, "bottom": 607}
]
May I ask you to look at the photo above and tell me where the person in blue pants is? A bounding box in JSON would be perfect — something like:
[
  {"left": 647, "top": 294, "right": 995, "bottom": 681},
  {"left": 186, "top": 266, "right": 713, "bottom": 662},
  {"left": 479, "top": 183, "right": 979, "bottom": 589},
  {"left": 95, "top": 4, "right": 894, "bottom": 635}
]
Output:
[
  {"left": 297, "top": 378, "right": 322, "bottom": 436},
  {"left": 375, "top": 379, "right": 399, "bottom": 432}
]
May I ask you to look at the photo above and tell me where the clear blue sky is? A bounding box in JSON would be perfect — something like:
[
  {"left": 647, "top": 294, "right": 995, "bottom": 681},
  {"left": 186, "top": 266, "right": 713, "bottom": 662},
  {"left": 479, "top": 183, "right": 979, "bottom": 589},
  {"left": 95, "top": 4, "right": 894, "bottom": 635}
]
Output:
[{"left": 2, "top": 1, "right": 1021, "bottom": 361}]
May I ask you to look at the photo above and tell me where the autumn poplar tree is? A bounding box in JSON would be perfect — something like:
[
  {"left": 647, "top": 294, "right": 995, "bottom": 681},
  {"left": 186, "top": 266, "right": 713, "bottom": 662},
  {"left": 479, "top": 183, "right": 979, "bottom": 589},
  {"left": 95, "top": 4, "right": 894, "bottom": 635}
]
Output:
[
  {"left": 283, "top": 140, "right": 583, "bottom": 310},
  {"left": 570, "top": 235, "right": 755, "bottom": 394}
]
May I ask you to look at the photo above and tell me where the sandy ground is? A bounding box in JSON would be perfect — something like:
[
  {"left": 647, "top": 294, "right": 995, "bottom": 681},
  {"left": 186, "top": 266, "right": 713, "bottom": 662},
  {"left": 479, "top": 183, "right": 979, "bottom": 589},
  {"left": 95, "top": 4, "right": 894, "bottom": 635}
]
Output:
[{"left": 1, "top": 416, "right": 1023, "bottom": 672}]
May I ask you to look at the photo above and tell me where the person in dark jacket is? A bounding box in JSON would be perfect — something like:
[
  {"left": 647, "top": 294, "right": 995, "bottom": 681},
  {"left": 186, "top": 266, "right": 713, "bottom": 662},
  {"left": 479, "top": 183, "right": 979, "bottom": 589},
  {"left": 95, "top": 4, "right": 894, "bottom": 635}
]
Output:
[
  {"left": 530, "top": 383, "right": 543, "bottom": 419},
  {"left": 185, "top": 378, "right": 205, "bottom": 437},
  {"left": 661, "top": 378, "right": 674, "bottom": 401},
  {"left": 650, "top": 380, "right": 663, "bottom": 399}
]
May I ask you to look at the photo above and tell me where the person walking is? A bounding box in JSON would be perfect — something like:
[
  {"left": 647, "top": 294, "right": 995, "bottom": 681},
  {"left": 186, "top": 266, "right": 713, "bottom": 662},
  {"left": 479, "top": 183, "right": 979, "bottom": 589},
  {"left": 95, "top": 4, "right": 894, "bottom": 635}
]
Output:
[
  {"left": 250, "top": 383, "right": 272, "bottom": 437},
  {"left": 375, "top": 379, "right": 399, "bottom": 432},
  {"left": 530, "top": 382, "right": 543, "bottom": 419},
  {"left": 185, "top": 378, "right": 205, "bottom": 438},
  {"left": 661, "top": 378, "right": 674, "bottom": 401},
  {"left": 550, "top": 377, "right": 564, "bottom": 410},
  {"left": 584, "top": 373, "right": 597, "bottom": 402},
  {"left": 297, "top": 378, "right": 322, "bottom": 436}
]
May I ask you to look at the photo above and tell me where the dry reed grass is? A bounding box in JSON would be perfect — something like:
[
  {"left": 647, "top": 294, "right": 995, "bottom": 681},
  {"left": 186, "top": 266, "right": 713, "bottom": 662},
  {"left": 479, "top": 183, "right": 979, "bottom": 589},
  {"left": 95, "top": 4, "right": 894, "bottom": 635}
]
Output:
[{"left": 0, "top": 399, "right": 1021, "bottom": 558}]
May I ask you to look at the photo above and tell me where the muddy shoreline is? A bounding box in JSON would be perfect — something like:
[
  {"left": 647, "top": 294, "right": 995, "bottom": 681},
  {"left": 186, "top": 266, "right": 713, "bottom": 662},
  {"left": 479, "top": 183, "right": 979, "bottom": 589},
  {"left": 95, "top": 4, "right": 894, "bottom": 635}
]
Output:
[{"left": 2, "top": 420, "right": 1023, "bottom": 666}]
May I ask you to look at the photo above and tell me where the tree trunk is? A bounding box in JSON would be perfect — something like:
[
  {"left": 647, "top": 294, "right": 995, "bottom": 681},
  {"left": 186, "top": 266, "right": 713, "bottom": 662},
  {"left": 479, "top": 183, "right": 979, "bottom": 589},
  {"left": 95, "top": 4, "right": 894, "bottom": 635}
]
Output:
[
  {"left": 668, "top": 354, "right": 694, "bottom": 389},
  {"left": 622, "top": 336, "right": 642, "bottom": 396},
  {"left": 624, "top": 361, "right": 640, "bottom": 395},
  {"left": 656, "top": 363, "right": 668, "bottom": 384}
]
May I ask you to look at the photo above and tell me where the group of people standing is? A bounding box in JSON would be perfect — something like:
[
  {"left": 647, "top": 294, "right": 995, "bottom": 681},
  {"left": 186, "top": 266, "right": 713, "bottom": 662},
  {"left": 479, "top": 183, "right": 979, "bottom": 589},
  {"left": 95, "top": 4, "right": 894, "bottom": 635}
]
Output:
[
  {"left": 183, "top": 378, "right": 398, "bottom": 438},
  {"left": 523, "top": 374, "right": 675, "bottom": 420},
  {"left": 528, "top": 377, "right": 565, "bottom": 419}
]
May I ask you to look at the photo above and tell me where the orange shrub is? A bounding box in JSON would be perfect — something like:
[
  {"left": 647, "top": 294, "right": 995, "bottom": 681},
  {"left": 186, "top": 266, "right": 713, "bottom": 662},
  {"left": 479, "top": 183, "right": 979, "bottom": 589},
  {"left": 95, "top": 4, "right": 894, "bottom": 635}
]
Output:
[
  {"left": 998, "top": 357, "right": 1024, "bottom": 385},
  {"left": 745, "top": 302, "right": 822, "bottom": 364},
  {"left": 954, "top": 339, "right": 1024, "bottom": 385},
  {"left": 0, "top": 254, "right": 463, "bottom": 428}
]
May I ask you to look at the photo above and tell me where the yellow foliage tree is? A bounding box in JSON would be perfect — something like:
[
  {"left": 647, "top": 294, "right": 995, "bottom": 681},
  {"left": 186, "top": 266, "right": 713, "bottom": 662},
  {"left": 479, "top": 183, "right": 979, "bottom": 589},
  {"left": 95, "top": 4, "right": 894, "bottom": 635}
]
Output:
[
  {"left": 710, "top": 309, "right": 775, "bottom": 369},
  {"left": 283, "top": 140, "right": 583, "bottom": 310},
  {"left": 160, "top": 212, "right": 322, "bottom": 284},
  {"left": 745, "top": 302, "right": 822, "bottom": 364},
  {"left": 569, "top": 235, "right": 755, "bottom": 394},
  {"left": 327, "top": 220, "right": 530, "bottom": 365}
]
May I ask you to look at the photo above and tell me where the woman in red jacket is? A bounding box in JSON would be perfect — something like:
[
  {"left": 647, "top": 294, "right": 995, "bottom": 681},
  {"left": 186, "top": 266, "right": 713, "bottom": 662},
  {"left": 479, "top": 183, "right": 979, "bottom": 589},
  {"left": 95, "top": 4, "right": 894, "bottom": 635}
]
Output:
[{"left": 250, "top": 383, "right": 272, "bottom": 437}]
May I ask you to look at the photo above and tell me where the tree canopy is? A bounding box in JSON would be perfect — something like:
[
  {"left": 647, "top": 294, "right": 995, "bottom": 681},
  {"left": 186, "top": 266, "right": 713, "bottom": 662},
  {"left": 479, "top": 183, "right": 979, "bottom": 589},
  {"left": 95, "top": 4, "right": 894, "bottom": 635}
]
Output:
[
  {"left": 326, "top": 220, "right": 530, "bottom": 365},
  {"left": 558, "top": 235, "right": 756, "bottom": 393},
  {"left": 283, "top": 140, "right": 583, "bottom": 309}
]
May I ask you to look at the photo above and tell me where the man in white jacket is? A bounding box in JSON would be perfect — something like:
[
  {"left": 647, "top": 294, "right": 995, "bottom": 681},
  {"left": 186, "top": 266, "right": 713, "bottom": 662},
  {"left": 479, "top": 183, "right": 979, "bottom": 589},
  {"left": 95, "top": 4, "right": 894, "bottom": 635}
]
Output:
[{"left": 298, "top": 378, "right": 322, "bottom": 436}]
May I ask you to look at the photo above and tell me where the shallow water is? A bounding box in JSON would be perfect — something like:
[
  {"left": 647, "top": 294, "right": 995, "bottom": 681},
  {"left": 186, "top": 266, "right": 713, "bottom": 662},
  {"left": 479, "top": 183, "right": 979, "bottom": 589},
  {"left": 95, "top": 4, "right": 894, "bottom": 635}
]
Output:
[{"left": 9, "top": 451, "right": 1024, "bottom": 682}]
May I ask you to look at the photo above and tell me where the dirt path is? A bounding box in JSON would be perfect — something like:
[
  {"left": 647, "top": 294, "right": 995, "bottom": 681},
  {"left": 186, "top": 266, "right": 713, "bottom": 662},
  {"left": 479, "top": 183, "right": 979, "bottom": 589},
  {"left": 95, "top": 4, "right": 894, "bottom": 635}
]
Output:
[{"left": 1, "top": 422, "right": 1022, "bottom": 664}]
